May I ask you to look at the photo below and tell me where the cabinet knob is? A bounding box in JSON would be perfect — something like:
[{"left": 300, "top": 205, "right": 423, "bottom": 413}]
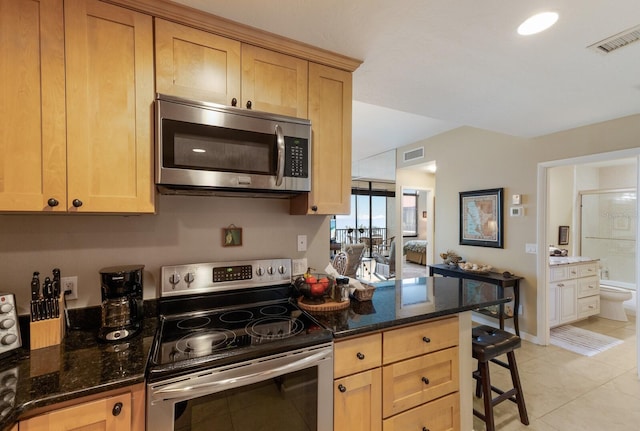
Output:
[
  {"left": 356, "top": 352, "right": 365, "bottom": 360},
  {"left": 422, "top": 336, "right": 431, "bottom": 343},
  {"left": 421, "top": 376, "right": 430, "bottom": 385},
  {"left": 72, "top": 199, "right": 83, "bottom": 208},
  {"left": 246, "top": 100, "right": 252, "bottom": 109},
  {"left": 311, "top": 205, "right": 318, "bottom": 212},
  {"left": 112, "top": 402, "right": 123, "bottom": 416},
  {"left": 47, "top": 198, "right": 59, "bottom": 207},
  {"left": 338, "top": 384, "right": 346, "bottom": 393},
  {"left": 423, "top": 427, "right": 430, "bottom": 431},
  {"left": 231, "top": 98, "right": 237, "bottom": 107}
]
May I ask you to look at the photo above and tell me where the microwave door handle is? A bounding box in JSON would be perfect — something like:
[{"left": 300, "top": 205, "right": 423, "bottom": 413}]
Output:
[{"left": 275, "top": 124, "right": 285, "bottom": 186}]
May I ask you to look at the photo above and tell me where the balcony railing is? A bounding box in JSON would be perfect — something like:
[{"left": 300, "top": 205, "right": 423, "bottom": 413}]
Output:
[{"left": 334, "top": 228, "right": 388, "bottom": 256}]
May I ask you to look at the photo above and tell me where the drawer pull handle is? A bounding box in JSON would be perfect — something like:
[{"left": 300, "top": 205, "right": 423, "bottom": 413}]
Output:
[
  {"left": 422, "top": 336, "right": 431, "bottom": 343},
  {"left": 421, "top": 376, "right": 430, "bottom": 385},
  {"left": 338, "top": 384, "right": 346, "bottom": 393},
  {"left": 423, "top": 427, "right": 430, "bottom": 431},
  {"left": 112, "top": 402, "right": 123, "bottom": 416},
  {"left": 557, "top": 283, "right": 564, "bottom": 287},
  {"left": 356, "top": 352, "right": 365, "bottom": 360}
]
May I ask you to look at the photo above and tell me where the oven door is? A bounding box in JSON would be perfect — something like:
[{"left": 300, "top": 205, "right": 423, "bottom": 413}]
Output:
[{"left": 147, "top": 343, "right": 333, "bottom": 431}]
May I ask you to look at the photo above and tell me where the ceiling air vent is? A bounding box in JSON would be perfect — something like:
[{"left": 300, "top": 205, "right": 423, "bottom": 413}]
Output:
[
  {"left": 588, "top": 24, "right": 640, "bottom": 54},
  {"left": 403, "top": 147, "right": 424, "bottom": 162}
]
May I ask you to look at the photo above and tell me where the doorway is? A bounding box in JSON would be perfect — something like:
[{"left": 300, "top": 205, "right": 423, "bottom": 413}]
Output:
[{"left": 538, "top": 149, "right": 640, "bottom": 375}]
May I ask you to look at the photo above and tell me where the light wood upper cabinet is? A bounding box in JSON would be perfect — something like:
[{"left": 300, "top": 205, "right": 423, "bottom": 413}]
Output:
[
  {"left": 0, "top": 0, "right": 66, "bottom": 212},
  {"left": 241, "top": 44, "right": 308, "bottom": 117},
  {"left": 65, "top": 0, "right": 155, "bottom": 213},
  {"left": 291, "top": 63, "right": 352, "bottom": 215},
  {"left": 155, "top": 18, "right": 241, "bottom": 105},
  {"left": 155, "top": 21, "right": 307, "bottom": 117},
  {"left": 0, "top": 0, "right": 154, "bottom": 213}
]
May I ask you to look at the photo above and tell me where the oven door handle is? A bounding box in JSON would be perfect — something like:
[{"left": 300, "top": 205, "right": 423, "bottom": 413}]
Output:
[
  {"left": 275, "top": 124, "right": 285, "bottom": 187},
  {"left": 151, "top": 349, "right": 330, "bottom": 403}
]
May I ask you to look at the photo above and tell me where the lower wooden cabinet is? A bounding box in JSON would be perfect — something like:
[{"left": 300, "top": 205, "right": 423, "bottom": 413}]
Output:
[
  {"left": 334, "top": 368, "right": 382, "bottom": 431},
  {"left": 19, "top": 384, "right": 144, "bottom": 431},
  {"left": 333, "top": 316, "right": 460, "bottom": 431}
]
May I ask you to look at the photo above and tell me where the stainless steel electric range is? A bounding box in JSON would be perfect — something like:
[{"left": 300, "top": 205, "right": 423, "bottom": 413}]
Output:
[{"left": 147, "top": 258, "right": 334, "bottom": 431}]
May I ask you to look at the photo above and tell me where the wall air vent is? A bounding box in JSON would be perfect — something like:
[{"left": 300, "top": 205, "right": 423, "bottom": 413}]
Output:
[
  {"left": 588, "top": 24, "right": 640, "bottom": 54},
  {"left": 403, "top": 147, "right": 424, "bottom": 162}
]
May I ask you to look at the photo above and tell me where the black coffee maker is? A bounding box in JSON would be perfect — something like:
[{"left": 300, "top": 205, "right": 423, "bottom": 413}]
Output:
[{"left": 98, "top": 265, "right": 144, "bottom": 342}]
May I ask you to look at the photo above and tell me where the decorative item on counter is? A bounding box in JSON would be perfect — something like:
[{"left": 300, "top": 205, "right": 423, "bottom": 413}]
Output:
[
  {"left": 350, "top": 281, "right": 376, "bottom": 302},
  {"left": 29, "top": 268, "right": 64, "bottom": 350},
  {"left": 458, "top": 262, "right": 493, "bottom": 274},
  {"left": 294, "top": 268, "right": 334, "bottom": 304},
  {"left": 440, "top": 249, "right": 462, "bottom": 266}
]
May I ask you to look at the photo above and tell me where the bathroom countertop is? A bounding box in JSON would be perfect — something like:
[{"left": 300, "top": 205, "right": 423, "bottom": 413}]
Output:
[{"left": 549, "top": 256, "right": 599, "bottom": 266}]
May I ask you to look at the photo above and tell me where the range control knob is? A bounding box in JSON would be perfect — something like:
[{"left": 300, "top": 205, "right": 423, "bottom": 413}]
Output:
[
  {"left": 0, "top": 319, "right": 15, "bottom": 330},
  {"left": 184, "top": 272, "right": 195, "bottom": 284},
  {"left": 1, "top": 334, "right": 17, "bottom": 346},
  {"left": 169, "top": 273, "right": 181, "bottom": 285},
  {"left": 0, "top": 303, "right": 12, "bottom": 314},
  {"left": 278, "top": 265, "right": 287, "bottom": 275},
  {"left": 267, "top": 266, "right": 274, "bottom": 275},
  {"left": 256, "top": 267, "right": 265, "bottom": 276}
]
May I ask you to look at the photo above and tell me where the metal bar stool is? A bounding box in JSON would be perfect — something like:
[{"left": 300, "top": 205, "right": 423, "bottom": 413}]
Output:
[{"left": 472, "top": 325, "right": 529, "bottom": 431}]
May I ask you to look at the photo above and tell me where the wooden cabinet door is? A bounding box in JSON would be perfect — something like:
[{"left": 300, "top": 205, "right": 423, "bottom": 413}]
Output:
[
  {"left": 65, "top": 0, "right": 154, "bottom": 213},
  {"left": 291, "top": 63, "right": 352, "bottom": 215},
  {"left": 334, "top": 368, "right": 382, "bottom": 431},
  {"left": 0, "top": 0, "right": 66, "bottom": 212},
  {"left": 241, "top": 44, "right": 308, "bottom": 117},
  {"left": 19, "top": 393, "right": 131, "bottom": 431},
  {"left": 155, "top": 19, "right": 241, "bottom": 105}
]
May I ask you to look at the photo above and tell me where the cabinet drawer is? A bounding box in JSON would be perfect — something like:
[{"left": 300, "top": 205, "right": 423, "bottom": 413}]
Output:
[
  {"left": 383, "top": 317, "right": 458, "bottom": 364},
  {"left": 578, "top": 276, "right": 600, "bottom": 298},
  {"left": 549, "top": 265, "right": 570, "bottom": 282},
  {"left": 578, "top": 262, "right": 599, "bottom": 278},
  {"left": 382, "top": 392, "right": 460, "bottom": 431},
  {"left": 578, "top": 295, "right": 600, "bottom": 318},
  {"left": 382, "top": 347, "right": 458, "bottom": 418},
  {"left": 334, "top": 333, "right": 382, "bottom": 378}
]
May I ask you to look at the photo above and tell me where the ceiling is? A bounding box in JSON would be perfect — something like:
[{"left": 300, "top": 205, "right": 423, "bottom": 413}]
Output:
[{"left": 174, "top": 0, "right": 640, "bottom": 177}]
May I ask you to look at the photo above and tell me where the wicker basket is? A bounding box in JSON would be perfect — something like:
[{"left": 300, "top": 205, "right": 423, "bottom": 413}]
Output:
[{"left": 351, "top": 284, "right": 376, "bottom": 302}]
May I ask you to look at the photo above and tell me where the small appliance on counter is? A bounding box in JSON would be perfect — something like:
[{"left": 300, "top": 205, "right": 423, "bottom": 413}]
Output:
[
  {"left": 0, "top": 293, "right": 21, "bottom": 357},
  {"left": 98, "top": 265, "right": 144, "bottom": 342}
]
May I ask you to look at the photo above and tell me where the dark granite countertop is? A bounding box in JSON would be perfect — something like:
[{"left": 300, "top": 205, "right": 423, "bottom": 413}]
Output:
[
  {"left": 308, "top": 276, "right": 512, "bottom": 338},
  {"left": 0, "top": 312, "right": 156, "bottom": 431}
]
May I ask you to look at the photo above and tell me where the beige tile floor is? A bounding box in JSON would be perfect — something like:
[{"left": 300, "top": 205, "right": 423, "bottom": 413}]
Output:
[{"left": 471, "top": 314, "right": 639, "bottom": 431}]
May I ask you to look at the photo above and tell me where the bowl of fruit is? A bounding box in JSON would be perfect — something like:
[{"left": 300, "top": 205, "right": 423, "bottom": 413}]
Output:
[{"left": 294, "top": 270, "right": 335, "bottom": 304}]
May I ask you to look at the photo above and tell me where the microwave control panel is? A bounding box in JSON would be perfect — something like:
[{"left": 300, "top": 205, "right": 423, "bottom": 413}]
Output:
[{"left": 284, "top": 137, "right": 309, "bottom": 178}]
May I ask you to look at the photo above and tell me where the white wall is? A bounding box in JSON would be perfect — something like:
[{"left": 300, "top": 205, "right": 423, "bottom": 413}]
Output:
[
  {"left": 397, "top": 114, "right": 640, "bottom": 337},
  {"left": 0, "top": 195, "right": 328, "bottom": 315}
]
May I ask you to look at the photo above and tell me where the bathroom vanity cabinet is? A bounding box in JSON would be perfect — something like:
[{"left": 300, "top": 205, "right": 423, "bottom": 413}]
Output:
[{"left": 549, "top": 259, "right": 600, "bottom": 327}]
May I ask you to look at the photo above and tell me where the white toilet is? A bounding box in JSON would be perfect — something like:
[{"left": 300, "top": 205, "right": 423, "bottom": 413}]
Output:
[{"left": 599, "top": 285, "right": 633, "bottom": 321}]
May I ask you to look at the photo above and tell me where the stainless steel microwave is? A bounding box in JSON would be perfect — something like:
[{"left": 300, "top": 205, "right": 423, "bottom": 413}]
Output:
[{"left": 155, "top": 94, "right": 311, "bottom": 197}]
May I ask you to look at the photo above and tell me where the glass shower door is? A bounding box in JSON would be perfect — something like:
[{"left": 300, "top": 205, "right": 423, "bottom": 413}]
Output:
[{"left": 580, "top": 190, "right": 637, "bottom": 290}]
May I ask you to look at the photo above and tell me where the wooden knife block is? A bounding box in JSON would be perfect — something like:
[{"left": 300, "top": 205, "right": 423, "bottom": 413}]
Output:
[{"left": 30, "top": 298, "right": 65, "bottom": 350}]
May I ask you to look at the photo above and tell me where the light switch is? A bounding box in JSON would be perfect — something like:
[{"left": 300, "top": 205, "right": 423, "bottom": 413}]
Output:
[
  {"left": 297, "top": 235, "right": 307, "bottom": 252},
  {"left": 512, "top": 194, "right": 521, "bottom": 205}
]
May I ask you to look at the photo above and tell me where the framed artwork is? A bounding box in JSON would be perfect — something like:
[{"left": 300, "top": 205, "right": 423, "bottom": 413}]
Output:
[
  {"left": 459, "top": 188, "right": 504, "bottom": 248},
  {"left": 222, "top": 225, "right": 243, "bottom": 247},
  {"left": 558, "top": 225, "right": 570, "bottom": 245}
]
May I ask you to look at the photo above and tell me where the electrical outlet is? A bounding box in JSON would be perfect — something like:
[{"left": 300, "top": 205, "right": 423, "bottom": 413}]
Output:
[
  {"left": 292, "top": 258, "right": 308, "bottom": 276},
  {"left": 61, "top": 276, "right": 78, "bottom": 300}
]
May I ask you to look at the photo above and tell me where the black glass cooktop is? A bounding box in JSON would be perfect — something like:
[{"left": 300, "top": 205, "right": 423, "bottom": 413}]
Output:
[{"left": 147, "top": 299, "right": 332, "bottom": 380}]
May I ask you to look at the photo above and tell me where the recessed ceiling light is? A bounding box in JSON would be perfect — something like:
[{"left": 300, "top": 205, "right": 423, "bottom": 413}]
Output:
[{"left": 517, "top": 12, "right": 559, "bottom": 36}]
